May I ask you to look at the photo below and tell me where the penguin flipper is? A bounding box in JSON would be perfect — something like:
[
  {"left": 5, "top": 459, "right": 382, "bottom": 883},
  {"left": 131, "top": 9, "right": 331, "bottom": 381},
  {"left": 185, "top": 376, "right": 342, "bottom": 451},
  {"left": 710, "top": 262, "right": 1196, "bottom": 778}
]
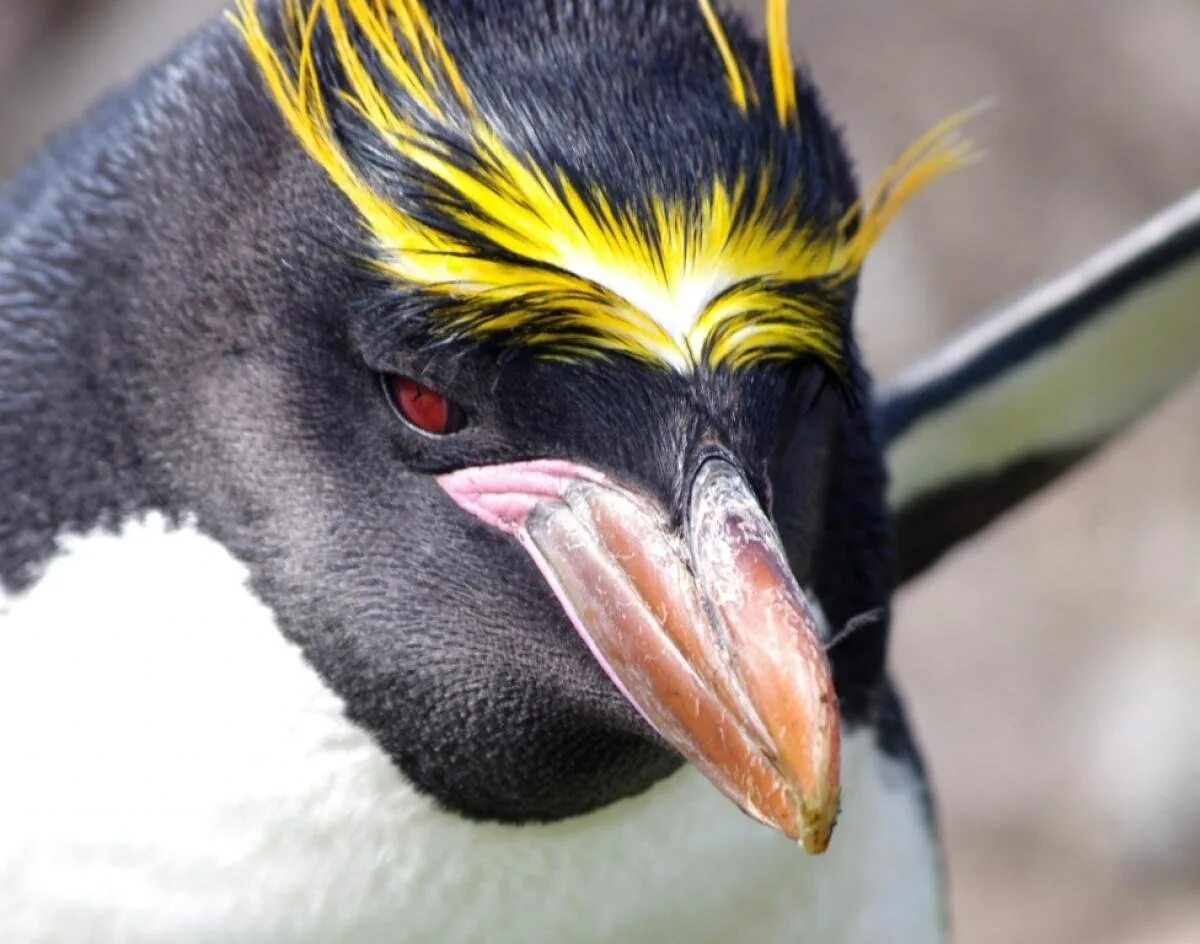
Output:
[{"left": 881, "top": 188, "right": 1200, "bottom": 584}]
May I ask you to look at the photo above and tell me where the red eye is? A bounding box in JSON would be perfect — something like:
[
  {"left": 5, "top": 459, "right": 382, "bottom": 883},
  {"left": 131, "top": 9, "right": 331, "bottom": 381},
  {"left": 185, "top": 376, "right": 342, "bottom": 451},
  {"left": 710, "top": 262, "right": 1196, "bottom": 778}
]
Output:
[{"left": 386, "top": 375, "right": 463, "bottom": 435}]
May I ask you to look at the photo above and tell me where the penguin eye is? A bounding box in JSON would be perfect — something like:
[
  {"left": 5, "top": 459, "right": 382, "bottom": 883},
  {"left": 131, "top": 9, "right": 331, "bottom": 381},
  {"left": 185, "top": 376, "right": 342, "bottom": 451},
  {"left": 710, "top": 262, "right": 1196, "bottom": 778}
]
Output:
[{"left": 384, "top": 375, "right": 465, "bottom": 436}]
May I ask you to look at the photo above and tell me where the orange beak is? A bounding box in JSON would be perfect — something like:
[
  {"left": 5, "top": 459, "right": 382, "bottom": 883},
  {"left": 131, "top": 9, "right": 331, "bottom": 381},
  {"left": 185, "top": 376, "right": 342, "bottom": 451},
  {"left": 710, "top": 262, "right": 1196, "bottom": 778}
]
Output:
[{"left": 439, "top": 455, "right": 840, "bottom": 853}]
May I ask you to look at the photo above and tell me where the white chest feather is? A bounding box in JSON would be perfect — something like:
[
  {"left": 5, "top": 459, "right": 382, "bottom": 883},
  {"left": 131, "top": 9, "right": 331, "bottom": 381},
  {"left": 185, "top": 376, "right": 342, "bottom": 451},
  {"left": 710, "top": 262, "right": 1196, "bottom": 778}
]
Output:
[{"left": 0, "top": 519, "right": 944, "bottom": 943}]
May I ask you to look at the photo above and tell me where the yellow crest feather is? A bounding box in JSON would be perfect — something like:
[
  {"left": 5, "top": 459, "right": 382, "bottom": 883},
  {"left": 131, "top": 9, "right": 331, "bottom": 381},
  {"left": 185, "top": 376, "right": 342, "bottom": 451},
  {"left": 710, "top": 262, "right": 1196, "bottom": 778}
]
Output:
[
  {"left": 765, "top": 0, "right": 797, "bottom": 125},
  {"left": 230, "top": 0, "right": 975, "bottom": 373}
]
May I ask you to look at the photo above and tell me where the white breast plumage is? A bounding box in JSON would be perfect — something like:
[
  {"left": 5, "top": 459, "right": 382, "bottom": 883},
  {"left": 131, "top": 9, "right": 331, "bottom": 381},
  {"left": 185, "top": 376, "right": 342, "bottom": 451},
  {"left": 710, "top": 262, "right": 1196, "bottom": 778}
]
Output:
[{"left": 0, "top": 517, "right": 943, "bottom": 943}]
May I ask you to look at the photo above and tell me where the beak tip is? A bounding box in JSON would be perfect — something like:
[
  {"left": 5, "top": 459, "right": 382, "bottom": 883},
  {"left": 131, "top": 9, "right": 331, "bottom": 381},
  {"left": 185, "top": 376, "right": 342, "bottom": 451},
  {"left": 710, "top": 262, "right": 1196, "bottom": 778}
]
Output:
[
  {"left": 800, "top": 795, "right": 839, "bottom": 855},
  {"left": 802, "top": 833, "right": 833, "bottom": 856},
  {"left": 771, "top": 781, "right": 838, "bottom": 855}
]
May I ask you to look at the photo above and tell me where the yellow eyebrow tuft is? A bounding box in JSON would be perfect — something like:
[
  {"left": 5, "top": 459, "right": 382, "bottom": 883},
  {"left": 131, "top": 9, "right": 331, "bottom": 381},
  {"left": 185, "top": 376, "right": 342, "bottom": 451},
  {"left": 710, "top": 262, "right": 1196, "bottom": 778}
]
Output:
[
  {"left": 229, "top": 0, "right": 976, "bottom": 374},
  {"left": 840, "top": 107, "right": 983, "bottom": 273}
]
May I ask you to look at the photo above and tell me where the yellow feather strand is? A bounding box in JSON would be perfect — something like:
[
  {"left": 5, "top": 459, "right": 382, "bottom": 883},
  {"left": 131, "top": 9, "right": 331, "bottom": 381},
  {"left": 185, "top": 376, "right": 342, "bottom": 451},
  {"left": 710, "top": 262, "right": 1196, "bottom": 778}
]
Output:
[
  {"left": 765, "top": 0, "right": 796, "bottom": 125},
  {"left": 698, "top": 0, "right": 748, "bottom": 114},
  {"left": 228, "top": 0, "right": 972, "bottom": 374},
  {"left": 839, "top": 108, "right": 982, "bottom": 272}
]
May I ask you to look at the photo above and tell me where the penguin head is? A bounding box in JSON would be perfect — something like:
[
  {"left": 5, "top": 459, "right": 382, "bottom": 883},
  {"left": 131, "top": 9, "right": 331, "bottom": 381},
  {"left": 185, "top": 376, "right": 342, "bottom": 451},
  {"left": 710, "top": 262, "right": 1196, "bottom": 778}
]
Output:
[{"left": 121, "top": 0, "right": 968, "bottom": 851}]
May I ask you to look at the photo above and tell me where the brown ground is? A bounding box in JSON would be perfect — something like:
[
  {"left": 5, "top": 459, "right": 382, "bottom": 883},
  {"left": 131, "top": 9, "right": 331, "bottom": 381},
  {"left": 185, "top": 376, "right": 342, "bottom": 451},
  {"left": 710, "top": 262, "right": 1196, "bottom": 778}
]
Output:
[{"left": 2, "top": 2, "right": 1197, "bottom": 941}]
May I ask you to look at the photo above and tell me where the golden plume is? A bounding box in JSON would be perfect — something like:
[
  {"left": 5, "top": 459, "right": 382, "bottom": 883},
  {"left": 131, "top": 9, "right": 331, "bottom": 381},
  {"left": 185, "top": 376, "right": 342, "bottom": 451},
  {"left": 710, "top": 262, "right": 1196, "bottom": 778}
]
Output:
[{"left": 231, "top": 0, "right": 975, "bottom": 372}]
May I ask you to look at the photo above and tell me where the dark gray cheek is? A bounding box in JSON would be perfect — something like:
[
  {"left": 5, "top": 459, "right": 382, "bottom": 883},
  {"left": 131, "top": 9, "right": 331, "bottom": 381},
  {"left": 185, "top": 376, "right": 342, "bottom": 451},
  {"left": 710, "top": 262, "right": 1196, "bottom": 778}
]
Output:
[
  {"left": 203, "top": 381, "right": 675, "bottom": 823},
  {"left": 271, "top": 511, "right": 680, "bottom": 823}
]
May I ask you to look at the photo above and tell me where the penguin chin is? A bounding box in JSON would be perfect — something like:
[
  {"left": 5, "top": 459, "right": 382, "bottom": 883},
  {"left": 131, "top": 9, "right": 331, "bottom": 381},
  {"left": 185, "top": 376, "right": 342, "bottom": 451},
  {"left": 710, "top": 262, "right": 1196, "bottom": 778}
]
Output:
[{"left": 409, "top": 715, "right": 686, "bottom": 826}]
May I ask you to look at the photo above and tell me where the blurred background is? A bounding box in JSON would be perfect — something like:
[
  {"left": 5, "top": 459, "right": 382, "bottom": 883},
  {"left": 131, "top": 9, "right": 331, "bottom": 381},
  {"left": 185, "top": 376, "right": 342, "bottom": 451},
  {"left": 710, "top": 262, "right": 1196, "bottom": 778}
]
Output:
[{"left": 1, "top": 1, "right": 1196, "bottom": 940}]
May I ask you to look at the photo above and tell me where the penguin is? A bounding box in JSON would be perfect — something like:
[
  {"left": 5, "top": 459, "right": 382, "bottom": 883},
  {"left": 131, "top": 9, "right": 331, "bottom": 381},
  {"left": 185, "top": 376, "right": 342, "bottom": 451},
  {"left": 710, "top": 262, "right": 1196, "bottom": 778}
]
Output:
[{"left": 1, "top": 2, "right": 1197, "bottom": 942}]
